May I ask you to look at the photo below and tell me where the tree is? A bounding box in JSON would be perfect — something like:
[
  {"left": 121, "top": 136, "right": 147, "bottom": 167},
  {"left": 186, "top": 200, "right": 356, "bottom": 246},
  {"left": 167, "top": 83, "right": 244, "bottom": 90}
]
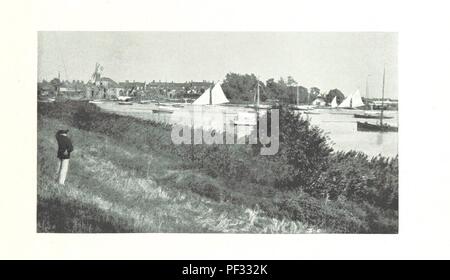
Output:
[
  {"left": 310, "top": 87, "right": 320, "bottom": 98},
  {"left": 287, "top": 76, "right": 297, "bottom": 87},
  {"left": 262, "top": 107, "right": 333, "bottom": 189},
  {"left": 50, "top": 78, "right": 61, "bottom": 92},
  {"left": 221, "top": 73, "right": 261, "bottom": 102},
  {"left": 326, "top": 89, "right": 345, "bottom": 105},
  {"left": 265, "top": 78, "right": 290, "bottom": 103}
]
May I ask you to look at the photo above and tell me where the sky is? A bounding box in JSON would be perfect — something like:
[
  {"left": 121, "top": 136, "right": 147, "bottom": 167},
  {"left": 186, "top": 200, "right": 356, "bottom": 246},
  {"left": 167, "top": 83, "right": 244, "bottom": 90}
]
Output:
[{"left": 38, "top": 32, "right": 398, "bottom": 99}]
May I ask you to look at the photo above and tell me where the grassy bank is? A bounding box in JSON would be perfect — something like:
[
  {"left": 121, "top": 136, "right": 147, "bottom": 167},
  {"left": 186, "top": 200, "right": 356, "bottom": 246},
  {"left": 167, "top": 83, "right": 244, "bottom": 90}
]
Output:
[
  {"left": 38, "top": 117, "right": 314, "bottom": 233},
  {"left": 38, "top": 100, "right": 398, "bottom": 233}
]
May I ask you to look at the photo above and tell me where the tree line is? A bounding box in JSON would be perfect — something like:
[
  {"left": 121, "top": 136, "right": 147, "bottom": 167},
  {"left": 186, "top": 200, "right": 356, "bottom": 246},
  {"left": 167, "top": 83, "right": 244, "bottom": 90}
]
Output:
[{"left": 221, "top": 73, "right": 345, "bottom": 105}]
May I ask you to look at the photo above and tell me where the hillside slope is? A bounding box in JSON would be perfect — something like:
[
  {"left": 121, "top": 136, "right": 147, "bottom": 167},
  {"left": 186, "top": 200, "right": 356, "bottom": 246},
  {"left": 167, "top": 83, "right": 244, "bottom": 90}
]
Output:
[{"left": 38, "top": 117, "right": 313, "bottom": 233}]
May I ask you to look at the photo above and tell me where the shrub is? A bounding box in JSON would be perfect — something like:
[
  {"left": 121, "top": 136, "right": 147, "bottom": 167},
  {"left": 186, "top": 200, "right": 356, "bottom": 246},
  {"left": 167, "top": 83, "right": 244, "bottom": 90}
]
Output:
[
  {"left": 276, "top": 191, "right": 369, "bottom": 233},
  {"left": 260, "top": 107, "right": 333, "bottom": 190},
  {"left": 38, "top": 101, "right": 398, "bottom": 233},
  {"left": 312, "top": 151, "right": 398, "bottom": 210}
]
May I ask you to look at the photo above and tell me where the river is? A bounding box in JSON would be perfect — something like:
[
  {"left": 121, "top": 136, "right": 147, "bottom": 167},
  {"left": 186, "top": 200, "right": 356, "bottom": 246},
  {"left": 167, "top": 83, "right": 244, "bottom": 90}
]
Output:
[{"left": 96, "top": 102, "right": 398, "bottom": 158}]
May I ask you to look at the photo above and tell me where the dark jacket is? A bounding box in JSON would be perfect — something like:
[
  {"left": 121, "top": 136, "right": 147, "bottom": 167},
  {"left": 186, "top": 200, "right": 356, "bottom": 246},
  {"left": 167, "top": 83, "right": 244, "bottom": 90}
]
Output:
[{"left": 56, "top": 134, "right": 74, "bottom": 159}]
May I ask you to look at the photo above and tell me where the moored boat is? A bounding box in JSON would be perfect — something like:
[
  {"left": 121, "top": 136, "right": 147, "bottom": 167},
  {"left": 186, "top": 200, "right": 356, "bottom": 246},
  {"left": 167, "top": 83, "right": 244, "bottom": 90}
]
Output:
[
  {"left": 290, "top": 104, "right": 315, "bottom": 111},
  {"left": 357, "top": 67, "right": 398, "bottom": 133},
  {"left": 233, "top": 111, "right": 257, "bottom": 126},
  {"left": 138, "top": 100, "right": 151, "bottom": 104},
  {"left": 354, "top": 112, "right": 393, "bottom": 119},
  {"left": 152, "top": 107, "right": 174, "bottom": 114},
  {"left": 247, "top": 104, "right": 272, "bottom": 109},
  {"left": 304, "top": 109, "right": 320, "bottom": 115},
  {"left": 357, "top": 121, "right": 398, "bottom": 132},
  {"left": 89, "top": 99, "right": 104, "bottom": 104},
  {"left": 118, "top": 101, "right": 133, "bottom": 105}
]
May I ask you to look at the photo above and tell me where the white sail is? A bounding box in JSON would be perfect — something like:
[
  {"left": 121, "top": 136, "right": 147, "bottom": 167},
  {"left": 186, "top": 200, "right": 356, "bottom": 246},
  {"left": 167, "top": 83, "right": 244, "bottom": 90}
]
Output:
[
  {"left": 338, "top": 94, "right": 352, "bottom": 108},
  {"left": 192, "top": 87, "right": 211, "bottom": 105},
  {"left": 351, "top": 89, "right": 365, "bottom": 108},
  {"left": 337, "top": 89, "right": 365, "bottom": 108},
  {"left": 331, "top": 96, "right": 338, "bottom": 108},
  {"left": 193, "top": 82, "right": 229, "bottom": 105}
]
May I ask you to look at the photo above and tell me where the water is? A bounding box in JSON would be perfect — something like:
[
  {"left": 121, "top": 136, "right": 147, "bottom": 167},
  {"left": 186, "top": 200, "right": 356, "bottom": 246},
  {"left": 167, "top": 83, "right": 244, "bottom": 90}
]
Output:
[
  {"left": 96, "top": 102, "right": 398, "bottom": 158},
  {"left": 307, "top": 110, "right": 398, "bottom": 158}
]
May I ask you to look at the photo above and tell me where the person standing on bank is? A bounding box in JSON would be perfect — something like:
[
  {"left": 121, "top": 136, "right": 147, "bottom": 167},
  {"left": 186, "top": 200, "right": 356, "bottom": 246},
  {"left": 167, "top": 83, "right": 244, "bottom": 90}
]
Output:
[{"left": 55, "top": 129, "right": 73, "bottom": 185}]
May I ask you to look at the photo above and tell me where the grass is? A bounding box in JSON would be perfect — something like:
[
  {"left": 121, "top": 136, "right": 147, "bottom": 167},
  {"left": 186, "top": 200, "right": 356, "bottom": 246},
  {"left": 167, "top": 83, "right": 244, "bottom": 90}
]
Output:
[
  {"left": 37, "top": 100, "right": 397, "bottom": 233},
  {"left": 37, "top": 117, "right": 313, "bottom": 233}
]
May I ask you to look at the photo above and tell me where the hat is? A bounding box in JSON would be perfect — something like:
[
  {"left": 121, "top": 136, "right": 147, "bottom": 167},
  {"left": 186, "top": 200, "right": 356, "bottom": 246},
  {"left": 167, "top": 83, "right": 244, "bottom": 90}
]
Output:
[{"left": 56, "top": 129, "right": 69, "bottom": 135}]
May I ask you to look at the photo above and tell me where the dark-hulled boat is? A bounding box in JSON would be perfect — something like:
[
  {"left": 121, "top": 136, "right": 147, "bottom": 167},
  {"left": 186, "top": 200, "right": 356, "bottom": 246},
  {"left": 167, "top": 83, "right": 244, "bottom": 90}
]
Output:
[
  {"left": 118, "top": 101, "right": 133, "bottom": 105},
  {"left": 354, "top": 113, "right": 393, "bottom": 119},
  {"left": 357, "top": 121, "right": 398, "bottom": 132},
  {"left": 356, "top": 67, "right": 398, "bottom": 133}
]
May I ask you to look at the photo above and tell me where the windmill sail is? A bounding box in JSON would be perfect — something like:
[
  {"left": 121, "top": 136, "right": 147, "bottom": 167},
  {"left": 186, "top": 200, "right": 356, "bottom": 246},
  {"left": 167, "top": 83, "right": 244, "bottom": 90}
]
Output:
[
  {"left": 331, "top": 96, "right": 338, "bottom": 108},
  {"left": 193, "top": 82, "right": 229, "bottom": 105}
]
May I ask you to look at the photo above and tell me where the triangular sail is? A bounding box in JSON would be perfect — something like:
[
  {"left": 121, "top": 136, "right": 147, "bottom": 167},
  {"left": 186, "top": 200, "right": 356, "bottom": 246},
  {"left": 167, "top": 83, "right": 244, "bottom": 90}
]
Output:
[
  {"left": 337, "top": 89, "right": 365, "bottom": 108},
  {"left": 193, "top": 82, "right": 229, "bottom": 105},
  {"left": 351, "top": 89, "right": 365, "bottom": 108},
  {"left": 193, "top": 87, "right": 211, "bottom": 105},
  {"left": 331, "top": 96, "right": 338, "bottom": 108},
  {"left": 338, "top": 94, "right": 352, "bottom": 108}
]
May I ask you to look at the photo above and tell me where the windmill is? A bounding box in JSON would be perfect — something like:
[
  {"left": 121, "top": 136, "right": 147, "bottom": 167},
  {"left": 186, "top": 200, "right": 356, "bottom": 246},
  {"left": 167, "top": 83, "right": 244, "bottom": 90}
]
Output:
[
  {"left": 90, "top": 63, "right": 103, "bottom": 84},
  {"left": 88, "top": 63, "right": 105, "bottom": 99}
]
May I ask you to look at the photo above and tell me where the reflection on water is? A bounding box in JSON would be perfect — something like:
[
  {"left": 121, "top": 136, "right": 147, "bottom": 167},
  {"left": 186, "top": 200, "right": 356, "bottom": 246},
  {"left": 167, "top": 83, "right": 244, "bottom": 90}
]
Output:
[
  {"left": 308, "top": 109, "right": 398, "bottom": 158},
  {"left": 377, "top": 133, "right": 384, "bottom": 146},
  {"left": 96, "top": 102, "right": 398, "bottom": 158}
]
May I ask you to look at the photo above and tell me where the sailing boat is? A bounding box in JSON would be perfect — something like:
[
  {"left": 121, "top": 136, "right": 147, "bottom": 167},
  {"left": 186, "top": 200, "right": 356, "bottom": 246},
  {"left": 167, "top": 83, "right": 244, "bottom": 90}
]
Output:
[
  {"left": 152, "top": 81, "right": 177, "bottom": 113},
  {"left": 152, "top": 95, "right": 175, "bottom": 113},
  {"left": 291, "top": 86, "right": 315, "bottom": 111},
  {"left": 354, "top": 74, "right": 392, "bottom": 119},
  {"left": 247, "top": 79, "right": 271, "bottom": 109},
  {"left": 331, "top": 96, "right": 338, "bottom": 108},
  {"left": 338, "top": 89, "right": 365, "bottom": 109},
  {"left": 357, "top": 67, "right": 398, "bottom": 132},
  {"left": 193, "top": 81, "right": 229, "bottom": 105},
  {"left": 235, "top": 80, "right": 261, "bottom": 126}
]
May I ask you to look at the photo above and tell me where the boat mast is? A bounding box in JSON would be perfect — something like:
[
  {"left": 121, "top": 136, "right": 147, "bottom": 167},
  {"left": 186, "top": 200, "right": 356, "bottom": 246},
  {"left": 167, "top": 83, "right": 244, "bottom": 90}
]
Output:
[
  {"left": 307, "top": 87, "right": 310, "bottom": 105},
  {"left": 209, "top": 81, "right": 213, "bottom": 105},
  {"left": 57, "top": 71, "right": 61, "bottom": 97},
  {"left": 366, "top": 75, "right": 370, "bottom": 99},
  {"left": 256, "top": 78, "right": 260, "bottom": 108},
  {"left": 366, "top": 74, "right": 371, "bottom": 110},
  {"left": 380, "top": 67, "right": 386, "bottom": 126}
]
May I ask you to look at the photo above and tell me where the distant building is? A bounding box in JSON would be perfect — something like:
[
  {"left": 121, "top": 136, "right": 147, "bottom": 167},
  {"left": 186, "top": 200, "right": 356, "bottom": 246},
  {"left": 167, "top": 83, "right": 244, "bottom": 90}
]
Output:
[
  {"left": 312, "top": 96, "right": 326, "bottom": 106},
  {"left": 97, "top": 77, "right": 118, "bottom": 88},
  {"left": 119, "top": 81, "right": 145, "bottom": 91},
  {"left": 370, "top": 100, "right": 398, "bottom": 110}
]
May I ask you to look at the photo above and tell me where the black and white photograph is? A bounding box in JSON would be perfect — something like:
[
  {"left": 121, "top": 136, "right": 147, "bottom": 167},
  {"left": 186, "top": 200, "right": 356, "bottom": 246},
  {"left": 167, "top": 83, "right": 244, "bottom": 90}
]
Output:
[
  {"left": 37, "top": 32, "right": 398, "bottom": 233},
  {"left": 2, "top": 0, "right": 450, "bottom": 261}
]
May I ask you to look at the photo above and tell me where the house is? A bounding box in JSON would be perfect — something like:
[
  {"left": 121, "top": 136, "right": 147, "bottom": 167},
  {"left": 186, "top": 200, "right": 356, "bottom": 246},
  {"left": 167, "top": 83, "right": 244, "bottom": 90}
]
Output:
[
  {"left": 96, "top": 77, "right": 118, "bottom": 88},
  {"left": 312, "top": 96, "right": 326, "bottom": 106},
  {"left": 85, "top": 77, "right": 122, "bottom": 99},
  {"left": 119, "top": 80, "right": 146, "bottom": 91},
  {"left": 370, "top": 99, "right": 398, "bottom": 110}
]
